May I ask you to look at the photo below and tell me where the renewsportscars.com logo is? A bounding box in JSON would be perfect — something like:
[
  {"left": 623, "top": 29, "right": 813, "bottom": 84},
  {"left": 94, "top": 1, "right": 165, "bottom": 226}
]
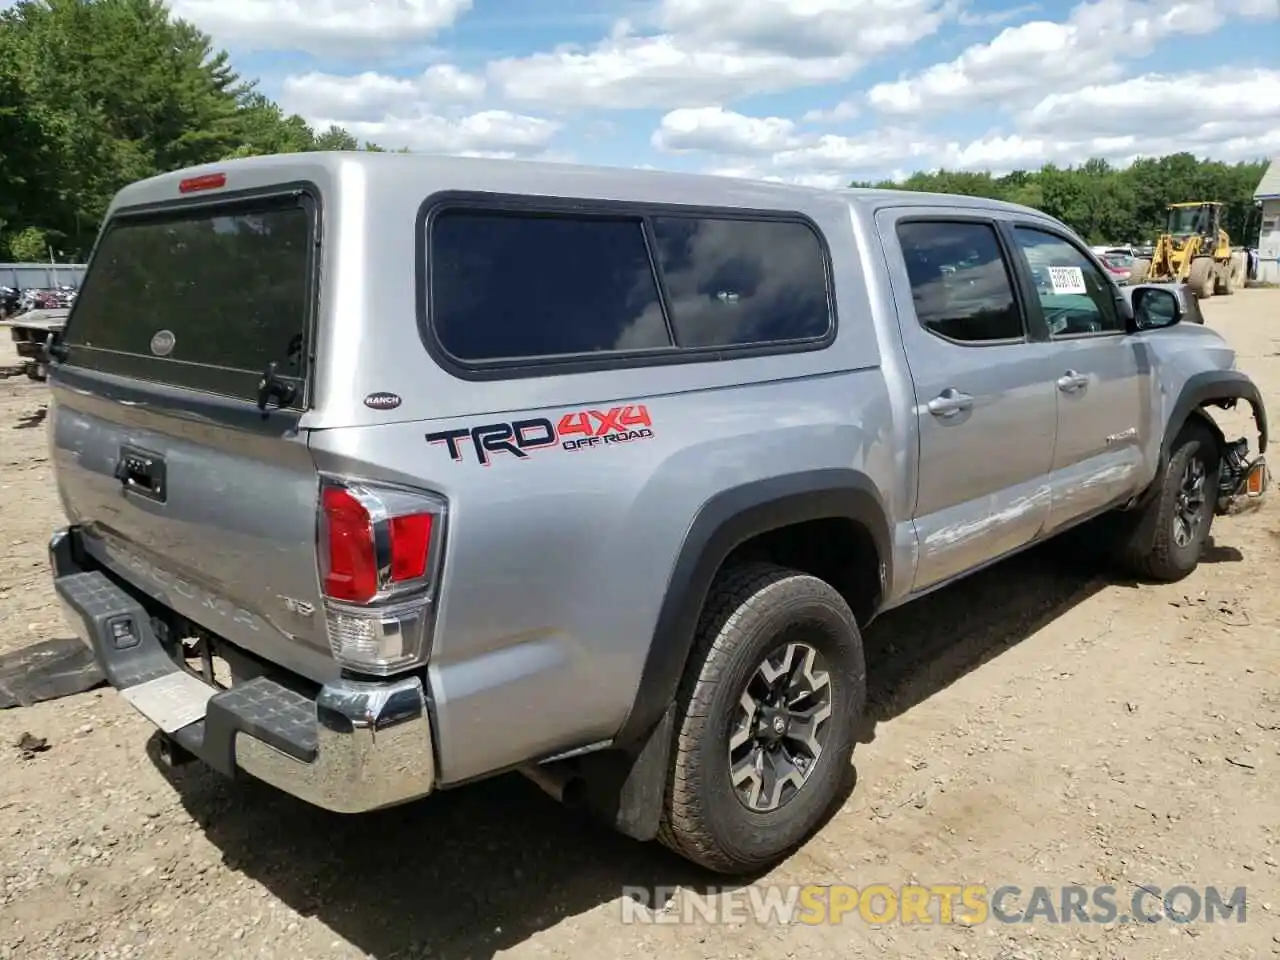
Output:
[
  {"left": 618, "top": 883, "right": 1250, "bottom": 927},
  {"left": 427, "top": 404, "right": 654, "bottom": 466}
]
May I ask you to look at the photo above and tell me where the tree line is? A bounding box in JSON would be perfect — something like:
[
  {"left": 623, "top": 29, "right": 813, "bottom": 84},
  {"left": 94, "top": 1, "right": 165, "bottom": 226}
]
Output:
[
  {"left": 852, "top": 155, "right": 1270, "bottom": 248},
  {"left": 1, "top": 1, "right": 1270, "bottom": 263}
]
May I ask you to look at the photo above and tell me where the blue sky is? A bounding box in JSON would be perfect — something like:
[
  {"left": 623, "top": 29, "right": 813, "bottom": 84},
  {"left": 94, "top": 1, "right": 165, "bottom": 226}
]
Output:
[{"left": 167, "top": 0, "right": 1280, "bottom": 184}]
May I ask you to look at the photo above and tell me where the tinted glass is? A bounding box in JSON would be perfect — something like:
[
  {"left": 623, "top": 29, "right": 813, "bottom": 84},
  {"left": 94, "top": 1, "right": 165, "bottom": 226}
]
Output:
[
  {"left": 649, "top": 217, "right": 830, "bottom": 348},
  {"left": 429, "top": 210, "right": 671, "bottom": 362},
  {"left": 896, "top": 221, "right": 1024, "bottom": 342},
  {"left": 1013, "top": 226, "right": 1122, "bottom": 336},
  {"left": 68, "top": 199, "right": 312, "bottom": 390}
]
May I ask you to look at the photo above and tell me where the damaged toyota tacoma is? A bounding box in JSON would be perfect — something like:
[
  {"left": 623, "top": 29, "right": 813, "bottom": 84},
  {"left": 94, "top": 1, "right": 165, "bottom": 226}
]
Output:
[{"left": 44, "top": 153, "right": 1269, "bottom": 875}]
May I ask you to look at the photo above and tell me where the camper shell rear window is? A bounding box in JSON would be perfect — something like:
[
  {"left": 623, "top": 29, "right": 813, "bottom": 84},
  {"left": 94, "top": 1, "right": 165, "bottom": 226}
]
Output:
[{"left": 63, "top": 190, "right": 317, "bottom": 406}]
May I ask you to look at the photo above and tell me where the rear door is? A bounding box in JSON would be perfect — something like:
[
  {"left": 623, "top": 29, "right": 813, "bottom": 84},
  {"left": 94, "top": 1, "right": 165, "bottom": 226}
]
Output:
[
  {"left": 877, "top": 209, "right": 1059, "bottom": 591},
  {"left": 48, "top": 186, "right": 335, "bottom": 681}
]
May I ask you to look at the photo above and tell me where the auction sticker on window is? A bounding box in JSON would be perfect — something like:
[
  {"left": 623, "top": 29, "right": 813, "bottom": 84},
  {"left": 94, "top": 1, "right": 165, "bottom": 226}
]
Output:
[{"left": 1048, "top": 266, "right": 1087, "bottom": 295}]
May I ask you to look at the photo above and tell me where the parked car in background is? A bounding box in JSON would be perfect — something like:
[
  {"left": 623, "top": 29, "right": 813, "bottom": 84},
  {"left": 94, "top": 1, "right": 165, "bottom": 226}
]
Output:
[
  {"left": 1100, "top": 252, "right": 1134, "bottom": 284},
  {"left": 1, "top": 307, "right": 68, "bottom": 380}
]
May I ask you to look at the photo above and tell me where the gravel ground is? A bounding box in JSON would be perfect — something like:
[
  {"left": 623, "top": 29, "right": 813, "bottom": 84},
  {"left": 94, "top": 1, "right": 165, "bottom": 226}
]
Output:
[{"left": 2, "top": 291, "right": 1279, "bottom": 960}]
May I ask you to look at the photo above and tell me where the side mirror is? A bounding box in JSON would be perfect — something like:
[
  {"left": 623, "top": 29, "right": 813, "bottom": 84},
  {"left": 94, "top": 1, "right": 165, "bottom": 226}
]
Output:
[{"left": 1130, "top": 286, "right": 1182, "bottom": 332}]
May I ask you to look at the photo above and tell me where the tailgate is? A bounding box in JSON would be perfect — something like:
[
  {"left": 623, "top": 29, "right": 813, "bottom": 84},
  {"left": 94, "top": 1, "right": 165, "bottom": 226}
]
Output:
[{"left": 47, "top": 188, "right": 335, "bottom": 682}]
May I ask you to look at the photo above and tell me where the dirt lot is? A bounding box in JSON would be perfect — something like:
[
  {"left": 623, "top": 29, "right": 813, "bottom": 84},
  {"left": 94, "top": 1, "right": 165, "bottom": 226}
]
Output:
[{"left": 2, "top": 292, "right": 1279, "bottom": 960}]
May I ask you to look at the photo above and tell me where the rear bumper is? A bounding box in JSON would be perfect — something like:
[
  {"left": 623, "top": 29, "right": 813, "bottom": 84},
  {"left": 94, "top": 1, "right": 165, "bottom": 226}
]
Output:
[{"left": 49, "top": 526, "right": 436, "bottom": 813}]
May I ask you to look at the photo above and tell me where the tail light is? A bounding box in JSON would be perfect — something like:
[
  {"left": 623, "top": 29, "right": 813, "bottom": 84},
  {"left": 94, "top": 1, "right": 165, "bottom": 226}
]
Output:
[{"left": 317, "top": 477, "right": 447, "bottom": 675}]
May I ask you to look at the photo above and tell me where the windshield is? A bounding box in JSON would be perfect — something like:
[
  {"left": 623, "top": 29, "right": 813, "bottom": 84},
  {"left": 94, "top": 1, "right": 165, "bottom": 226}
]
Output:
[
  {"left": 1101, "top": 254, "right": 1131, "bottom": 268},
  {"left": 1167, "top": 206, "right": 1207, "bottom": 235}
]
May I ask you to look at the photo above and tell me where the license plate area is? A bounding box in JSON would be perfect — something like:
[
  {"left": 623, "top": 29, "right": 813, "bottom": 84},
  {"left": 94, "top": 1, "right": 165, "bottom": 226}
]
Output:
[{"left": 119, "top": 671, "right": 216, "bottom": 733}]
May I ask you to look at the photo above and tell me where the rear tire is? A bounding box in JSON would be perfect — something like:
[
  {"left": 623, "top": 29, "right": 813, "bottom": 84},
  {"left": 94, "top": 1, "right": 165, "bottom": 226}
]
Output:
[
  {"left": 657, "top": 562, "right": 865, "bottom": 874},
  {"left": 1231, "top": 252, "right": 1248, "bottom": 290},
  {"left": 1114, "top": 419, "right": 1221, "bottom": 582}
]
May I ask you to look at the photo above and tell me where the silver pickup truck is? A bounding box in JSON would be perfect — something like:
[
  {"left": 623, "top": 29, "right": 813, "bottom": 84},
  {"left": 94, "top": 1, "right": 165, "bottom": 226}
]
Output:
[{"left": 43, "top": 153, "right": 1268, "bottom": 875}]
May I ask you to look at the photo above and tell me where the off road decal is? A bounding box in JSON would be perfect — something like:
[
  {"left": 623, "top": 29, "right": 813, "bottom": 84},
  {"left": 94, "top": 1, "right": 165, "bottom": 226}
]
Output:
[{"left": 427, "top": 404, "right": 655, "bottom": 466}]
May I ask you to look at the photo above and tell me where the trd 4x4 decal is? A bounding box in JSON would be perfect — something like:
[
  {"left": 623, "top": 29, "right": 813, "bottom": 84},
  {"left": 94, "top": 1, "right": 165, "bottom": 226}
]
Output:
[{"left": 427, "top": 404, "right": 655, "bottom": 466}]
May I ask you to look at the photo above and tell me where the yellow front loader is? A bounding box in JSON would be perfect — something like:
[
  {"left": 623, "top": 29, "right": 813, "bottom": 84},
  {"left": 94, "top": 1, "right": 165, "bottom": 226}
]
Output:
[{"left": 1130, "top": 201, "right": 1248, "bottom": 299}]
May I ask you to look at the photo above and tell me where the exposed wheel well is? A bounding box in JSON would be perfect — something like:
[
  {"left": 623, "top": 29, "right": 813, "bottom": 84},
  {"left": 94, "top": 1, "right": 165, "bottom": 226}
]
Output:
[
  {"left": 1183, "top": 406, "right": 1226, "bottom": 449},
  {"left": 721, "top": 517, "right": 882, "bottom": 626}
]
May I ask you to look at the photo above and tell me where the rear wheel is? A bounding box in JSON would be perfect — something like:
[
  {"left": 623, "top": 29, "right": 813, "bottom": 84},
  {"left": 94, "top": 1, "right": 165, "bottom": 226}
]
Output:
[
  {"left": 1114, "top": 419, "right": 1221, "bottom": 582},
  {"left": 1214, "top": 259, "right": 1234, "bottom": 295},
  {"left": 658, "top": 562, "right": 865, "bottom": 874},
  {"left": 1231, "top": 252, "right": 1248, "bottom": 289}
]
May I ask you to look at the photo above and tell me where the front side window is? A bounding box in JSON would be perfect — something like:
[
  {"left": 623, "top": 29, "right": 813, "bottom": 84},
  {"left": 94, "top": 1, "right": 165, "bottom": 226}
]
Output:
[
  {"left": 896, "top": 220, "right": 1025, "bottom": 343},
  {"left": 1012, "top": 226, "right": 1122, "bottom": 337}
]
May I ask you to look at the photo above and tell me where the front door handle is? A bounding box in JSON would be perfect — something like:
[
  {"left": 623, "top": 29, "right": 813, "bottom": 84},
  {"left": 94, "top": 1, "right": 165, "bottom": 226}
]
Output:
[
  {"left": 927, "top": 388, "right": 975, "bottom": 418},
  {"left": 1056, "top": 370, "right": 1089, "bottom": 393}
]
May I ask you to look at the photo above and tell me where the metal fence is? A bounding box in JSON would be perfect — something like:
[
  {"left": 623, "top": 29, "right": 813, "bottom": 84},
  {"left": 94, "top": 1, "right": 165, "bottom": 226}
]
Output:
[{"left": 0, "top": 262, "right": 86, "bottom": 289}]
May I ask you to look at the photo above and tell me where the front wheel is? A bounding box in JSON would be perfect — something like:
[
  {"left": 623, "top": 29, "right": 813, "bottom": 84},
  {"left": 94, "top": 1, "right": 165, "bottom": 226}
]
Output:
[
  {"left": 1188, "top": 257, "right": 1215, "bottom": 299},
  {"left": 658, "top": 563, "right": 866, "bottom": 874},
  {"left": 1114, "top": 419, "right": 1221, "bottom": 581}
]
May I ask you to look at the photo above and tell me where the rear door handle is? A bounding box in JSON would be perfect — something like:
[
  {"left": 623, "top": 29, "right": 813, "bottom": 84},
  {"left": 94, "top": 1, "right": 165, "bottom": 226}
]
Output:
[
  {"left": 927, "top": 388, "right": 975, "bottom": 418},
  {"left": 1056, "top": 370, "right": 1089, "bottom": 393}
]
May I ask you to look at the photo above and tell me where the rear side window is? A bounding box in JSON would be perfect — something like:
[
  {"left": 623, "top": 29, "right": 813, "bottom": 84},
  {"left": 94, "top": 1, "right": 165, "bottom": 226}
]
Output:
[
  {"left": 429, "top": 210, "right": 670, "bottom": 362},
  {"left": 896, "top": 220, "right": 1025, "bottom": 343},
  {"left": 425, "top": 204, "right": 833, "bottom": 368},
  {"left": 649, "top": 217, "right": 831, "bottom": 348},
  {"left": 65, "top": 195, "right": 314, "bottom": 402}
]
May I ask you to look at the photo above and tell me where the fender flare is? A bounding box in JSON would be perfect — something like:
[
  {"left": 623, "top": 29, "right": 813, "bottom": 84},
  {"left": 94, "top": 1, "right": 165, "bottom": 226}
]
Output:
[
  {"left": 1161, "top": 370, "right": 1268, "bottom": 469},
  {"left": 614, "top": 468, "right": 892, "bottom": 749}
]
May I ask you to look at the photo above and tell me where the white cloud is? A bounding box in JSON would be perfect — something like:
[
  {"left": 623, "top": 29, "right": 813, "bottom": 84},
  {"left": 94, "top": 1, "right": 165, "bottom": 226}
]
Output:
[
  {"left": 710, "top": 123, "right": 1280, "bottom": 184},
  {"left": 653, "top": 107, "right": 799, "bottom": 154},
  {"left": 280, "top": 66, "right": 484, "bottom": 122},
  {"left": 168, "top": 0, "right": 471, "bottom": 52},
  {"left": 663, "top": 65, "right": 1280, "bottom": 188},
  {"left": 657, "top": 0, "right": 954, "bottom": 59},
  {"left": 1021, "top": 68, "right": 1280, "bottom": 141},
  {"left": 276, "top": 63, "right": 556, "bottom": 157},
  {"left": 489, "top": 0, "right": 954, "bottom": 109},
  {"left": 307, "top": 110, "right": 561, "bottom": 156},
  {"left": 866, "top": 0, "right": 1275, "bottom": 116},
  {"left": 802, "top": 100, "right": 861, "bottom": 123},
  {"left": 489, "top": 35, "right": 861, "bottom": 110},
  {"left": 657, "top": 109, "right": 936, "bottom": 181},
  {"left": 957, "top": 2, "right": 1040, "bottom": 26}
]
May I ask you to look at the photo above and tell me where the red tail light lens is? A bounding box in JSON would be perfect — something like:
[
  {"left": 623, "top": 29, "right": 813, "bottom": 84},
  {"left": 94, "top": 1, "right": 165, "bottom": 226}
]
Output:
[
  {"left": 389, "top": 513, "right": 433, "bottom": 581},
  {"left": 321, "top": 486, "right": 377, "bottom": 603},
  {"left": 319, "top": 482, "right": 441, "bottom": 605},
  {"left": 317, "top": 479, "right": 447, "bottom": 673}
]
